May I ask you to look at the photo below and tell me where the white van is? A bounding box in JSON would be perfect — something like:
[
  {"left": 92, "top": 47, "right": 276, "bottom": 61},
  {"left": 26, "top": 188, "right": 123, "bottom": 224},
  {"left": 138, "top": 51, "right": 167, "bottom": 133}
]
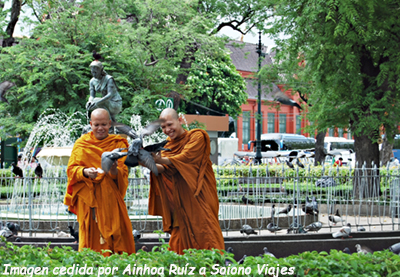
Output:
[{"left": 324, "top": 137, "right": 355, "bottom": 166}]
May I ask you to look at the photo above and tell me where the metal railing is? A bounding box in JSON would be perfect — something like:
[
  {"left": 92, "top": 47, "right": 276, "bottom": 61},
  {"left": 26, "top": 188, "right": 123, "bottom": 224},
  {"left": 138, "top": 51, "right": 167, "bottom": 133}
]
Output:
[{"left": 1, "top": 164, "right": 399, "bottom": 235}]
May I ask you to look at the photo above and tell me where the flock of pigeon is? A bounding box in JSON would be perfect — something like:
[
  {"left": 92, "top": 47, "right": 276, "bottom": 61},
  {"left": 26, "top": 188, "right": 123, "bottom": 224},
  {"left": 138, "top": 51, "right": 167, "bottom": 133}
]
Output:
[
  {"left": 10, "top": 161, "right": 43, "bottom": 178},
  {"left": 10, "top": 119, "right": 167, "bottom": 179}
]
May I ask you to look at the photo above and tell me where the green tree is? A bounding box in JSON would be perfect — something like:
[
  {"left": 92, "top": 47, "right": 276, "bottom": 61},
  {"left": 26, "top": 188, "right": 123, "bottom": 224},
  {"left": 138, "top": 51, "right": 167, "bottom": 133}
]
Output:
[
  {"left": 184, "top": 52, "right": 247, "bottom": 117},
  {"left": 264, "top": 0, "right": 400, "bottom": 196}
]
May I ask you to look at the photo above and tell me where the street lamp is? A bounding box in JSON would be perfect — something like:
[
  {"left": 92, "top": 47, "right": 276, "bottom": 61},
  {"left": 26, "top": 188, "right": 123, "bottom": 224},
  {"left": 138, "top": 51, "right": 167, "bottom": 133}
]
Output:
[{"left": 254, "top": 31, "right": 265, "bottom": 164}]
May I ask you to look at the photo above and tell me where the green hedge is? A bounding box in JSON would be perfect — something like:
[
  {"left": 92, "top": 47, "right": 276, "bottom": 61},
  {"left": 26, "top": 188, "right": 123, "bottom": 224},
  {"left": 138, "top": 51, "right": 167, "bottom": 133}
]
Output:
[{"left": 0, "top": 240, "right": 399, "bottom": 276}]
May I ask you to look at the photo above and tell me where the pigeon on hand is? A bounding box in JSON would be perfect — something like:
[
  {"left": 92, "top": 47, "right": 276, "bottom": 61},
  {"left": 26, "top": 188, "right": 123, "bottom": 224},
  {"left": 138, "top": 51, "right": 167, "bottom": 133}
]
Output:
[
  {"left": 278, "top": 204, "right": 292, "bottom": 215},
  {"left": 240, "top": 224, "right": 257, "bottom": 236},
  {"left": 11, "top": 162, "right": 23, "bottom": 178},
  {"left": 0, "top": 81, "right": 16, "bottom": 104},
  {"left": 304, "top": 221, "right": 322, "bottom": 233},
  {"left": 112, "top": 120, "right": 169, "bottom": 176},
  {"left": 34, "top": 163, "right": 43, "bottom": 178},
  {"left": 55, "top": 227, "right": 69, "bottom": 238},
  {"left": 68, "top": 226, "right": 79, "bottom": 243},
  {"left": 328, "top": 209, "right": 343, "bottom": 225},
  {"left": 263, "top": 247, "right": 276, "bottom": 258},
  {"left": 101, "top": 148, "right": 128, "bottom": 173},
  {"left": 332, "top": 223, "right": 352, "bottom": 239}
]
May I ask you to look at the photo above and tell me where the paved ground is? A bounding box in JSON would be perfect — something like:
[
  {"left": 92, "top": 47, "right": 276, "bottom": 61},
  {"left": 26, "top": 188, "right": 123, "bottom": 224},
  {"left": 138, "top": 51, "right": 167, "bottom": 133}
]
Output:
[{"left": 16, "top": 213, "right": 400, "bottom": 239}]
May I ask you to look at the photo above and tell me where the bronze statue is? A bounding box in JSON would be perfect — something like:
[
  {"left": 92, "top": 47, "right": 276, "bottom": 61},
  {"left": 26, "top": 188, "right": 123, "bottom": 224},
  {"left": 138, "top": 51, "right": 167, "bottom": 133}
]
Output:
[{"left": 86, "top": 60, "right": 122, "bottom": 122}]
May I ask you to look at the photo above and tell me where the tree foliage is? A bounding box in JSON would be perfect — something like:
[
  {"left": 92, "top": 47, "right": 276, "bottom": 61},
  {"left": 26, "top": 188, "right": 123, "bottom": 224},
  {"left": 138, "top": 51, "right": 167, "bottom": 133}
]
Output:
[
  {"left": 0, "top": 0, "right": 253, "bottom": 139},
  {"left": 262, "top": 0, "right": 400, "bottom": 167},
  {"left": 185, "top": 52, "right": 247, "bottom": 117}
]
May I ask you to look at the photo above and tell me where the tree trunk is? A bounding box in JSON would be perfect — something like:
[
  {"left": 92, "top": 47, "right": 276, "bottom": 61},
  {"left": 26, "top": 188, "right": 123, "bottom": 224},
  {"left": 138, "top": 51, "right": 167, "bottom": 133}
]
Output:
[
  {"left": 353, "top": 133, "right": 380, "bottom": 198},
  {"left": 314, "top": 131, "right": 326, "bottom": 166},
  {"left": 2, "top": 0, "right": 22, "bottom": 47},
  {"left": 380, "top": 134, "right": 394, "bottom": 167}
]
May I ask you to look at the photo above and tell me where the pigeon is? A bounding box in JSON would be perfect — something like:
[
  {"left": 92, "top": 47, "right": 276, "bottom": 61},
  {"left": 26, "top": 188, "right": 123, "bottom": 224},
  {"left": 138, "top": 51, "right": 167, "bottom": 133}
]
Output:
[
  {"left": 242, "top": 195, "right": 254, "bottom": 205},
  {"left": 240, "top": 224, "right": 257, "bottom": 236},
  {"left": 6, "top": 222, "right": 20, "bottom": 235},
  {"left": 357, "top": 225, "right": 366, "bottom": 232},
  {"left": 55, "top": 227, "right": 69, "bottom": 238},
  {"left": 225, "top": 247, "right": 235, "bottom": 266},
  {"left": 15, "top": 237, "right": 22, "bottom": 242},
  {"left": 355, "top": 244, "right": 372, "bottom": 254},
  {"left": 296, "top": 159, "right": 305, "bottom": 168},
  {"left": 271, "top": 204, "right": 276, "bottom": 224},
  {"left": 343, "top": 247, "right": 352, "bottom": 254},
  {"left": 0, "top": 227, "right": 13, "bottom": 238},
  {"left": 68, "top": 226, "right": 79, "bottom": 243},
  {"left": 328, "top": 209, "right": 343, "bottom": 225},
  {"left": 34, "top": 163, "right": 43, "bottom": 178},
  {"left": 101, "top": 148, "right": 128, "bottom": 173},
  {"left": 92, "top": 50, "right": 102, "bottom": 61},
  {"left": 285, "top": 160, "right": 294, "bottom": 169},
  {"left": 112, "top": 120, "right": 169, "bottom": 176},
  {"left": 141, "top": 245, "right": 148, "bottom": 252},
  {"left": 132, "top": 229, "right": 141, "bottom": 242},
  {"left": 266, "top": 222, "right": 281, "bottom": 233},
  {"left": 287, "top": 218, "right": 307, "bottom": 234},
  {"left": 262, "top": 247, "right": 276, "bottom": 258},
  {"left": 304, "top": 221, "right": 322, "bottom": 233},
  {"left": 278, "top": 204, "right": 292, "bottom": 215},
  {"left": 311, "top": 196, "right": 319, "bottom": 213},
  {"left": 332, "top": 223, "right": 352, "bottom": 239},
  {"left": 268, "top": 83, "right": 302, "bottom": 109},
  {"left": 11, "top": 162, "right": 23, "bottom": 178},
  {"left": 0, "top": 81, "right": 16, "bottom": 104},
  {"left": 237, "top": 255, "right": 247, "bottom": 264},
  {"left": 389, "top": 242, "right": 400, "bottom": 254},
  {"left": 302, "top": 197, "right": 318, "bottom": 215}
]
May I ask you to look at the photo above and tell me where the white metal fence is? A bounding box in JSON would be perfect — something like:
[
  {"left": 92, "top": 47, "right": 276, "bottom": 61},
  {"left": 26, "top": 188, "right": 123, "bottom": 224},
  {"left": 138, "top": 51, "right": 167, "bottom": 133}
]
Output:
[{"left": 1, "top": 164, "right": 399, "bottom": 235}]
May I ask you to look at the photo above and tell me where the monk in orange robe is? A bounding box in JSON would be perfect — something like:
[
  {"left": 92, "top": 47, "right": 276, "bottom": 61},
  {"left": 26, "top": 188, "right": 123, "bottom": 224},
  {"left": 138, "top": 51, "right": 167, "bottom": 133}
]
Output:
[
  {"left": 148, "top": 108, "right": 225, "bottom": 254},
  {"left": 64, "top": 108, "right": 135, "bottom": 255}
]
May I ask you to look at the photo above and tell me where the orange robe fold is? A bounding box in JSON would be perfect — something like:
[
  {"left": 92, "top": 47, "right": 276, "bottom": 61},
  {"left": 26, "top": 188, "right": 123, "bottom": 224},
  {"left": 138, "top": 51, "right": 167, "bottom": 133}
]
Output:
[
  {"left": 64, "top": 132, "right": 135, "bottom": 255},
  {"left": 149, "top": 129, "right": 225, "bottom": 254}
]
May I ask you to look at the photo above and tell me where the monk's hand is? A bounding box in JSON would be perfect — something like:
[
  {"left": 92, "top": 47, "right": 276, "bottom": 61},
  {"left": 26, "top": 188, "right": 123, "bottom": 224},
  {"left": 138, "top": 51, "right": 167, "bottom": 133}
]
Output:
[
  {"left": 151, "top": 152, "right": 161, "bottom": 164},
  {"left": 84, "top": 167, "right": 98, "bottom": 179},
  {"left": 109, "top": 160, "right": 118, "bottom": 176}
]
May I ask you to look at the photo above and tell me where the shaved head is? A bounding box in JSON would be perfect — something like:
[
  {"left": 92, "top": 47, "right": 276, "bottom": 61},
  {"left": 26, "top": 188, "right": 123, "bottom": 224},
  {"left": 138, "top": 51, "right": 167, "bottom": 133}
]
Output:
[
  {"left": 160, "top": 108, "right": 179, "bottom": 120},
  {"left": 90, "top": 108, "right": 111, "bottom": 140},
  {"left": 159, "top": 108, "right": 185, "bottom": 140},
  {"left": 91, "top": 108, "right": 110, "bottom": 120}
]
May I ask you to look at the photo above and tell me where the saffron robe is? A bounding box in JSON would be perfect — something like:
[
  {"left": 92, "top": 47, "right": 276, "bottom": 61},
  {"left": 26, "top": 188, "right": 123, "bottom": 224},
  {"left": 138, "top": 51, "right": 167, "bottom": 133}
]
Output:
[
  {"left": 64, "top": 132, "right": 135, "bottom": 255},
  {"left": 148, "top": 129, "right": 225, "bottom": 254}
]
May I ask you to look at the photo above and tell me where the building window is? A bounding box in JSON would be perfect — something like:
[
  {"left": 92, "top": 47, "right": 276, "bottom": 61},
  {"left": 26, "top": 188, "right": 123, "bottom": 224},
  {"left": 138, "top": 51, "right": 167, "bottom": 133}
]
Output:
[
  {"left": 329, "top": 128, "right": 334, "bottom": 137},
  {"left": 338, "top": 128, "right": 344, "bottom": 137},
  {"left": 242, "top": 111, "right": 251, "bottom": 145},
  {"left": 255, "top": 112, "right": 263, "bottom": 137},
  {"left": 279, "top": 114, "right": 287, "bottom": 133},
  {"left": 267, "top": 113, "right": 275, "bottom": 133},
  {"left": 296, "top": 115, "right": 301, "bottom": 134}
]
